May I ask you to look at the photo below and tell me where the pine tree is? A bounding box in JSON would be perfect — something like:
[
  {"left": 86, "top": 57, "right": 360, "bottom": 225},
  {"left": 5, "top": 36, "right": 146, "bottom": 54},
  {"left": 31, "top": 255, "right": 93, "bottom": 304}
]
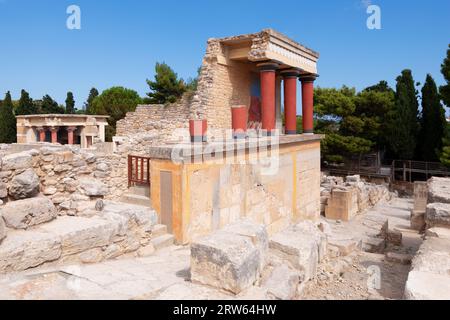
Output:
[
  {"left": 41, "top": 94, "right": 64, "bottom": 114},
  {"left": 15, "top": 89, "right": 37, "bottom": 115},
  {"left": 440, "top": 44, "right": 450, "bottom": 109},
  {"left": 85, "top": 88, "right": 99, "bottom": 114},
  {"left": 146, "top": 62, "right": 187, "bottom": 104},
  {"left": 65, "top": 92, "right": 75, "bottom": 114},
  {"left": 385, "top": 70, "right": 420, "bottom": 160},
  {"left": 0, "top": 91, "right": 17, "bottom": 143},
  {"left": 417, "top": 75, "right": 447, "bottom": 161}
]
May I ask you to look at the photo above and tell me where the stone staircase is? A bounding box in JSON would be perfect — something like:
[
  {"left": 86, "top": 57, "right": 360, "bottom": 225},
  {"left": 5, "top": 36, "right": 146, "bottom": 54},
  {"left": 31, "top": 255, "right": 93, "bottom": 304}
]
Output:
[
  {"left": 150, "top": 224, "right": 175, "bottom": 251},
  {"left": 120, "top": 185, "right": 151, "bottom": 208}
]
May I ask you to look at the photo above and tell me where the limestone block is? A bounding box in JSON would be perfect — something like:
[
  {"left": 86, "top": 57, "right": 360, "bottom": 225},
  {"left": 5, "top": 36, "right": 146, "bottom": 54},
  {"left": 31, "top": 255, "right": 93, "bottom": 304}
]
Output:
[
  {"left": 411, "top": 210, "right": 426, "bottom": 231},
  {"left": 269, "top": 229, "right": 319, "bottom": 281},
  {"left": 8, "top": 169, "right": 40, "bottom": 200},
  {"left": 363, "top": 237, "right": 386, "bottom": 254},
  {"left": 0, "top": 215, "right": 6, "bottom": 243},
  {"left": 0, "top": 182, "right": 7, "bottom": 199},
  {"left": 427, "top": 177, "right": 450, "bottom": 204},
  {"left": 385, "top": 252, "right": 413, "bottom": 265},
  {"left": 222, "top": 221, "right": 269, "bottom": 270},
  {"left": 0, "top": 230, "right": 62, "bottom": 273},
  {"left": 387, "top": 229, "right": 402, "bottom": 246},
  {"left": 39, "top": 216, "right": 117, "bottom": 256},
  {"left": 78, "top": 248, "right": 104, "bottom": 264},
  {"left": 1, "top": 196, "right": 57, "bottom": 229},
  {"left": 413, "top": 181, "right": 428, "bottom": 211},
  {"left": 293, "top": 221, "right": 328, "bottom": 262},
  {"left": 425, "top": 203, "right": 450, "bottom": 228},
  {"left": 411, "top": 238, "right": 450, "bottom": 275},
  {"left": 263, "top": 265, "right": 299, "bottom": 300},
  {"left": 102, "top": 201, "right": 157, "bottom": 226},
  {"left": 405, "top": 271, "right": 450, "bottom": 300},
  {"left": 425, "top": 227, "right": 450, "bottom": 240},
  {"left": 325, "top": 188, "right": 358, "bottom": 221},
  {"left": 328, "top": 237, "right": 361, "bottom": 256},
  {"left": 79, "top": 178, "right": 108, "bottom": 197},
  {"left": 191, "top": 231, "right": 261, "bottom": 294},
  {"left": 346, "top": 175, "right": 360, "bottom": 183},
  {"left": 1, "top": 151, "right": 33, "bottom": 171}
]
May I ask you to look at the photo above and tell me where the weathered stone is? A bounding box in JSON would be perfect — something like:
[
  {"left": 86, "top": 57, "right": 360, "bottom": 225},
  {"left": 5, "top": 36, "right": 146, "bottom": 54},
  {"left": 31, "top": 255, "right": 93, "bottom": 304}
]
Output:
[
  {"left": 137, "top": 244, "right": 155, "bottom": 257},
  {"left": 0, "top": 182, "right": 7, "bottom": 198},
  {"left": 78, "top": 248, "right": 104, "bottom": 264},
  {"left": 411, "top": 210, "right": 426, "bottom": 231},
  {"left": 0, "top": 215, "right": 6, "bottom": 243},
  {"left": 405, "top": 271, "right": 450, "bottom": 300},
  {"left": 0, "top": 230, "right": 61, "bottom": 273},
  {"left": 43, "top": 186, "right": 57, "bottom": 195},
  {"left": 0, "top": 197, "right": 57, "bottom": 229},
  {"left": 363, "top": 237, "right": 386, "bottom": 253},
  {"left": 387, "top": 229, "right": 402, "bottom": 246},
  {"left": 263, "top": 265, "right": 299, "bottom": 300},
  {"left": 102, "top": 201, "right": 157, "bottom": 226},
  {"left": 1, "top": 151, "right": 33, "bottom": 171},
  {"left": 269, "top": 228, "right": 319, "bottom": 281},
  {"left": 191, "top": 231, "right": 261, "bottom": 294},
  {"left": 95, "top": 199, "right": 104, "bottom": 211},
  {"left": 426, "top": 203, "right": 450, "bottom": 228},
  {"left": 8, "top": 169, "right": 40, "bottom": 200},
  {"left": 96, "top": 162, "right": 110, "bottom": 172},
  {"left": 346, "top": 175, "right": 360, "bottom": 183},
  {"left": 328, "top": 237, "right": 361, "bottom": 256},
  {"left": 425, "top": 227, "right": 450, "bottom": 240},
  {"left": 325, "top": 188, "right": 358, "bottom": 221},
  {"left": 79, "top": 178, "right": 108, "bottom": 197},
  {"left": 428, "top": 177, "right": 450, "bottom": 204},
  {"left": 39, "top": 216, "right": 117, "bottom": 256},
  {"left": 385, "top": 252, "right": 413, "bottom": 265}
]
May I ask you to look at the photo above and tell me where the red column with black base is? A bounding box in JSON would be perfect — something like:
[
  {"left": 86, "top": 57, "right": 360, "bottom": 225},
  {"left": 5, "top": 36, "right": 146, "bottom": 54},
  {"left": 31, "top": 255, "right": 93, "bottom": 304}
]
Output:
[
  {"left": 258, "top": 62, "right": 278, "bottom": 136},
  {"left": 282, "top": 70, "right": 300, "bottom": 135},
  {"left": 300, "top": 75, "right": 316, "bottom": 135}
]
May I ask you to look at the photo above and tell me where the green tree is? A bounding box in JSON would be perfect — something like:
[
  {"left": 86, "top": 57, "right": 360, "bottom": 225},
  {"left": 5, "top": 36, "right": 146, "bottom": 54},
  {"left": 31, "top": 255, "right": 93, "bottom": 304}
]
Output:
[
  {"left": 440, "top": 44, "right": 450, "bottom": 109},
  {"left": 417, "top": 75, "right": 447, "bottom": 161},
  {"left": 385, "top": 70, "right": 420, "bottom": 160},
  {"left": 146, "top": 62, "right": 188, "bottom": 104},
  {"left": 15, "top": 89, "right": 37, "bottom": 115},
  {"left": 91, "top": 87, "right": 142, "bottom": 141},
  {"left": 85, "top": 88, "right": 99, "bottom": 114},
  {"left": 65, "top": 92, "right": 75, "bottom": 114},
  {"left": 0, "top": 91, "right": 17, "bottom": 143},
  {"left": 41, "top": 94, "right": 65, "bottom": 114}
]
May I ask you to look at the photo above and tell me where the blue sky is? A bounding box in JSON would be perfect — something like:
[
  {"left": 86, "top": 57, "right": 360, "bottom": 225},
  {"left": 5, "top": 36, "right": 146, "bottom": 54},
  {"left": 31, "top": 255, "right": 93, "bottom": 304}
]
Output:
[{"left": 0, "top": 0, "right": 449, "bottom": 111}]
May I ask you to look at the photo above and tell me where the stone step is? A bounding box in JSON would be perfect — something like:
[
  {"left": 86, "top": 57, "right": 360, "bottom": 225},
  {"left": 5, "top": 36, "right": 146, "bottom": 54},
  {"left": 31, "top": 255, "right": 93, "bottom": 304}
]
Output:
[
  {"left": 120, "top": 193, "right": 151, "bottom": 208},
  {"left": 151, "top": 234, "right": 174, "bottom": 250},
  {"left": 128, "top": 185, "right": 150, "bottom": 197},
  {"left": 152, "top": 224, "right": 168, "bottom": 238}
]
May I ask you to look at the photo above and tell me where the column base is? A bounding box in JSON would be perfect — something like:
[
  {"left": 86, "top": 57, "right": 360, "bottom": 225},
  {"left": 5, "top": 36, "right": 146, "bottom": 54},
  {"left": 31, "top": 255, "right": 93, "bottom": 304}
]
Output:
[
  {"left": 190, "top": 136, "right": 207, "bottom": 143},
  {"left": 285, "top": 130, "right": 297, "bottom": 135},
  {"left": 233, "top": 133, "right": 247, "bottom": 140}
]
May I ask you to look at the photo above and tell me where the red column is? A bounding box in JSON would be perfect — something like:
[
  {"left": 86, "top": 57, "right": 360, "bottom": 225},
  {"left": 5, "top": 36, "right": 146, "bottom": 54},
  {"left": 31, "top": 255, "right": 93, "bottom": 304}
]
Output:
[
  {"left": 258, "top": 62, "right": 278, "bottom": 135},
  {"left": 282, "top": 70, "right": 300, "bottom": 135},
  {"left": 50, "top": 127, "right": 59, "bottom": 144},
  {"left": 300, "top": 75, "right": 317, "bottom": 134},
  {"left": 231, "top": 105, "right": 248, "bottom": 139},
  {"left": 37, "top": 127, "right": 46, "bottom": 142},
  {"left": 67, "top": 127, "right": 76, "bottom": 145}
]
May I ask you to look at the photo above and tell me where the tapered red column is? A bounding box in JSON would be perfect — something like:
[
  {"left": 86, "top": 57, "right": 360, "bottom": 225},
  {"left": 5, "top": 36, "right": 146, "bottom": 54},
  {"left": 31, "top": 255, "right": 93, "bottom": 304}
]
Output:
[
  {"left": 299, "top": 75, "right": 317, "bottom": 134},
  {"left": 282, "top": 70, "right": 300, "bottom": 134},
  {"left": 258, "top": 62, "right": 278, "bottom": 135},
  {"left": 50, "top": 127, "right": 59, "bottom": 144},
  {"left": 37, "top": 127, "right": 46, "bottom": 142},
  {"left": 67, "top": 126, "right": 76, "bottom": 145}
]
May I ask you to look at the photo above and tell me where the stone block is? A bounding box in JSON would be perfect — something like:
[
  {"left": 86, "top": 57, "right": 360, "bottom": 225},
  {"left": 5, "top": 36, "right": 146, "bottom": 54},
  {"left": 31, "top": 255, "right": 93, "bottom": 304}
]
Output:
[
  {"left": 269, "top": 229, "right": 319, "bottom": 281},
  {"left": 325, "top": 188, "right": 358, "bottom": 221},
  {"left": 0, "top": 215, "right": 6, "bottom": 243},
  {"left": 79, "top": 178, "right": 108, "bottom": 197},
  {"left": 1, "top": 196, "right": 57, "bottom": 229},
  {"left": 328, "top": 237, "right": 361, "bottom": 256},
  {"left": 0, "top": 182, "right": 7, "bottom": 199},
  {"left": 1, "top": 151, "right": 33, "bottom": 171},
  {"left": 425, "top": 203, "right": 450, "bottom": 228},
  {"left": 263, "top": 265, "right": 299, "bottom": 300},
  {"left": 39, "top": 216, "right": 117, "bottom": 256},
  {"left": 405, "top": 271, "right": 450, "bottom": 300},
  {"left": 8, "top": 169, "right": 40, "bottom": 200},
  {"left": 363, "top": 237, "right": 386, "bottom": 253},
  {"left": 191, "top": 231, "right": 261, "bottom": 294},
  {"left": 385, "top": 252, "right": 413, "bottom": 265},
  {"left": 413, "top": 181, "right": 428, "bottom": 211},
  {"left": 411, "top": 210, "right": 426, "bottom": 231},
  {"left": 427, "top": 177, "right": 450, "bottom": 204},
  {"left": 0, "top": 230, "right": 62, "bottom": 273},
  {"left": 387, "top": 229, "right": 402, "bottom": 246},
  {"left": 425, "top": 227, "right": 450, "bottom": 240}
]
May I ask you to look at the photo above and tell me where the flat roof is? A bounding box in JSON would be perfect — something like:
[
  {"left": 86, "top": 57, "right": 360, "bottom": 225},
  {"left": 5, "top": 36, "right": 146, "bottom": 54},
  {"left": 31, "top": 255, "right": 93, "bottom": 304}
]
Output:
[{"left": 16, "top": 114, "right": 109, "bottom": 119}]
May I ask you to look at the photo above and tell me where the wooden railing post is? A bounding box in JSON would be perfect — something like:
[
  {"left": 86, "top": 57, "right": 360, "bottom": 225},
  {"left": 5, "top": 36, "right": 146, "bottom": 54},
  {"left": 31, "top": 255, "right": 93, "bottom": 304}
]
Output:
[{"left": 128, "top": 155, "right": 132, "bottom": 188}]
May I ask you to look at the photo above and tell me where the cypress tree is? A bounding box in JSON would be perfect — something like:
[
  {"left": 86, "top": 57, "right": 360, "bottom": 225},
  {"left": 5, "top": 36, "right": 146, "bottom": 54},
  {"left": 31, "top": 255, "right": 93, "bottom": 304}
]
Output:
[
  {"left": 146, "top": 62, "right": 187, "bottom": 104},
  {"left": 417, "top": 75, "right": 446, "bottom": 161},
  {"left": 385, "top": 70, "right": 420, "bottom": 160},
  {"left": 15, "top": 89, "right": 37, "bottom": 115},
  {"left": 440, "top": 44, "right": 450, "bottom": 109},
  {"left": 65, "top": 92, "right": 75, "bottom": 114},
  {"left": 0, "top": 91, "right": 17, "bottom": 143},
  {"left": 85, "top": 88, "right": 99, "bottom": 114},
  {"left": 41, "top": 94, "right": 64, "bottom": 114}
]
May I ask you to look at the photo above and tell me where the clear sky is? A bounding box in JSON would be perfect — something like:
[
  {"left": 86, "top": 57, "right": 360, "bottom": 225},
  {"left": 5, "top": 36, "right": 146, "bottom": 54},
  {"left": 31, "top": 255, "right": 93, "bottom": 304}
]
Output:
[{"left": 0, "top": 0, "right": 449, "bottom": 111}]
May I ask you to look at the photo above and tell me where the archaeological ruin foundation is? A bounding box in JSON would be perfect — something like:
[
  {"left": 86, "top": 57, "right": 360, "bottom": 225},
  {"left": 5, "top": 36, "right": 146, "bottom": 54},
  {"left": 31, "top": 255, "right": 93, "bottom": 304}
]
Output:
[{"left": 1, "top": 29, "right": 450, "bottom": 300}]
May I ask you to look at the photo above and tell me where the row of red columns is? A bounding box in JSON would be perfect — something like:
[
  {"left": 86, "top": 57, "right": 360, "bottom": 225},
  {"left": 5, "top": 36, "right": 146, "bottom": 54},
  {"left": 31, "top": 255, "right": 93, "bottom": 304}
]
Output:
[
  {"left": 36, "top": 126, "right": 76, "bottom": 144},
  {"left": 258, "top": 62, "right": 316, "bottom": 135}
]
